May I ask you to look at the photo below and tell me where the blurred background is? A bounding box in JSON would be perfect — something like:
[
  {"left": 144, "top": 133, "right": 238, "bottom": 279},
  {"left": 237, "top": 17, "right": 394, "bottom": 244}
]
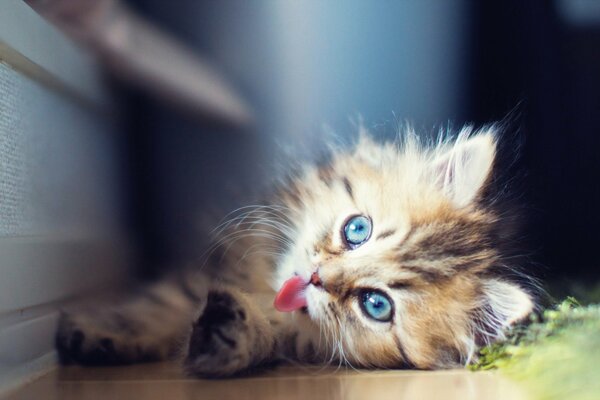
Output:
[{"left": 2, "top": 0, "right": 600, "bottom": 385}]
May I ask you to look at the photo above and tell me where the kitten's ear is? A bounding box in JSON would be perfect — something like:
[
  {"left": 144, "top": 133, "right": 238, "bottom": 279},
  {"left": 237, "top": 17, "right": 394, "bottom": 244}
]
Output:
[
  {"left": 429, "top": 130, "right": 496, "bottom": 207},
  {"left": 476, "top": 279, "right": 534, "bottom": 343}
]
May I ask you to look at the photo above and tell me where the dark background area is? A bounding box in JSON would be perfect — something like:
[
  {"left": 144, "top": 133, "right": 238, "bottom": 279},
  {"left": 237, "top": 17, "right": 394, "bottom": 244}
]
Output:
[
  {"left": 469, "top": 1, "right": 600, "bottom": 280},
  {"left": 120, "top": 1, "right": 600, "bottom": 282}
]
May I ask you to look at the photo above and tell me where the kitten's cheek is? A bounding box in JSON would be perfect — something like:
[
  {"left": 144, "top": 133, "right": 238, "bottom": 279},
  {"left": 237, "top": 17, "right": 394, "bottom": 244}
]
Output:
[
  {"left": 304, "top": 286, "right": 325, "bottom": 320},
  {"left": 304, "top": 286, "right": 315, "bottom": 312}
]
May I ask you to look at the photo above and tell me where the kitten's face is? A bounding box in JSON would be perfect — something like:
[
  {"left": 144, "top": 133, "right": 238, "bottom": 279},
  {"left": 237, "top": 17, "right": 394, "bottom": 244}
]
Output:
[{"left": 275, "top": 129, "right": 534, "bottom": 369}]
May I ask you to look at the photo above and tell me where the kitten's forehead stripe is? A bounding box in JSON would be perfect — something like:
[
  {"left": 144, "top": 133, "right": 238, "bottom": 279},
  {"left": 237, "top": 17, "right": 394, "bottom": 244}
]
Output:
[
  {"left": 342, "top": 176, "right": 354, "bottom": 200},
  {"left": 415, "top": 223, "right": 492, "bottom": 259},
  {"left": 394, "top": 214, "right": 496, "bottom": 281},
  {"left": 388, "top": 280, "right": 413, "bottom": 289},
  {"left": 376, "top": 229, "right": 396, "bottom": 240},
  {"left": 401, "top": 265, "right": 448, "bottom": 283},
  {"left": 318, "top": 164, "right": 335, "bottom": 187}
]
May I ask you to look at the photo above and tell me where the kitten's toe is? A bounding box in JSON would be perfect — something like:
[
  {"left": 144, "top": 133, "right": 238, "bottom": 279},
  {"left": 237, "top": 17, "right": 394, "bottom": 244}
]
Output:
[
  {"left": 55, "top": 312, "right": 160, "bottom": 366},
  {"left": 184, "top": 290, "right": 273, "bottom": 378}
]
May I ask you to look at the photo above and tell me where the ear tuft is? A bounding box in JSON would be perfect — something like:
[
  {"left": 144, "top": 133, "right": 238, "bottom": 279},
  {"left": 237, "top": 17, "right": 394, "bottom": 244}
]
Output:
[
  {"left": 430, "top": 129, "right": 497, "bottom": 207},
  {"left": 476, "top": 279, "right": 534, "bottom": 344}
]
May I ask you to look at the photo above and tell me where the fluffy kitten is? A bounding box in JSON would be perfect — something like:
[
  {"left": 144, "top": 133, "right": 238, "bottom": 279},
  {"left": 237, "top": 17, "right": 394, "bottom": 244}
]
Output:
[{"left": 56, "top": 126, "right": 536, "bottom": 376}]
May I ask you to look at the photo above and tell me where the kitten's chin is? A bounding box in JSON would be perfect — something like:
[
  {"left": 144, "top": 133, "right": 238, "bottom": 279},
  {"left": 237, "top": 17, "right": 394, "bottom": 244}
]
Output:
[{"left": 303, "top": 285, "right": 329, "bottom": 322}]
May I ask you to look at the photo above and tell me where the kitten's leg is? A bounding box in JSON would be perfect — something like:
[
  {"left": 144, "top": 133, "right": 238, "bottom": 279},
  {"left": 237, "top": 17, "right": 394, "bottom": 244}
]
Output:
[
  {"left": 56, "top": 276, "right": 205, "bottom": 365},
  {"left": 274, "top": 315, "right": 331, "bottom": 364},
  {"left": 183, "top": 287, "right": 275, "bottom": 378}
]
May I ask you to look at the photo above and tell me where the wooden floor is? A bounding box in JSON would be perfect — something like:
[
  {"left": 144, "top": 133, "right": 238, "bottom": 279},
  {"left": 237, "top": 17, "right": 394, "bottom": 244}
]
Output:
[{"left": 4, "top": 362, "right": 529, "bottom": 400}]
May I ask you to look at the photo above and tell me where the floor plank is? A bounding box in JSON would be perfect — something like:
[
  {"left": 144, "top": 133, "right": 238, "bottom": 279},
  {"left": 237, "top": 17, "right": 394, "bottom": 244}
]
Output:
[{"left": 4, "top": 362, "right": 529, "bottom": 400}]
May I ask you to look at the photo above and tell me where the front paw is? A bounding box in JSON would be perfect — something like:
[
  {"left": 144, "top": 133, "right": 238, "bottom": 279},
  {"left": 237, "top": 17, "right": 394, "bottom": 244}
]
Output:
[{"left": 184, "top": 290, "right": 273, "bottom": 378}]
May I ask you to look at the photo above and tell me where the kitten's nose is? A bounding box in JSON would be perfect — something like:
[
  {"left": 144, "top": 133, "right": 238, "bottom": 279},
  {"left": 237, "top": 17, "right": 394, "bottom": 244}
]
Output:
[{"left": 310, "top": 271, "right": 322, "bottom": 287}]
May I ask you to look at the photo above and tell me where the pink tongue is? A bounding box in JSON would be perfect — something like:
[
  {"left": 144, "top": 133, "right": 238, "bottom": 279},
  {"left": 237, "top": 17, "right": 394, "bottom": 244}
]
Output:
[{"left": 274, "top": 276, "right": 308, "bottom": 312}]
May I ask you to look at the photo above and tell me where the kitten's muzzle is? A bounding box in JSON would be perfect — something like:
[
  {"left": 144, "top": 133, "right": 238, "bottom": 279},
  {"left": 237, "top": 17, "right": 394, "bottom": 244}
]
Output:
[{"left": 310, "top": 271, "right": 322, "bottom": 287}]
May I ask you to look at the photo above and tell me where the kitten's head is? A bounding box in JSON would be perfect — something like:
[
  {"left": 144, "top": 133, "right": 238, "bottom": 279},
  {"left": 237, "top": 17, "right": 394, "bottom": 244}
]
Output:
[{"left": 274, "top": 126, "right": 535, "bottom": 369}]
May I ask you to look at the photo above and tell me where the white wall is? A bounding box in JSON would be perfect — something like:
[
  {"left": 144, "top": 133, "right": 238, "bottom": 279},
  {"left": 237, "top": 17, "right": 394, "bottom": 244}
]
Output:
[{"left": 0, "top": 0, "right": 131, "bottom": 393}]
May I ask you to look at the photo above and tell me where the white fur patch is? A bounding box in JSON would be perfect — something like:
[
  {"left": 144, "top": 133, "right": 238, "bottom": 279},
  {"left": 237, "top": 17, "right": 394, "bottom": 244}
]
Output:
[{"left": 483, "top": 279, "right": 534, "bottom": 334}]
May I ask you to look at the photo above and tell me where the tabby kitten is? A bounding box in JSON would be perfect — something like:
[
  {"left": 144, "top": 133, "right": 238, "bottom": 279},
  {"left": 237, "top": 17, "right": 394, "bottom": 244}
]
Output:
[{"left": 56, "top": 126, "right": 535, "bottom": 377}]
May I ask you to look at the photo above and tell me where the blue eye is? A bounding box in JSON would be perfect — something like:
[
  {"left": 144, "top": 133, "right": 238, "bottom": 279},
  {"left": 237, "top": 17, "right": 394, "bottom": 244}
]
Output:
[
  {"left": 343, "top": 215, "right": 372, "bottom": 248},
  {"left": 360, "top": 291, "right": 393, "bottom": 322}
]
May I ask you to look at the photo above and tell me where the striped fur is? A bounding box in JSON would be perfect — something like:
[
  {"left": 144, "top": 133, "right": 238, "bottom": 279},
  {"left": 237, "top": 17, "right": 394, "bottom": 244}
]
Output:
[{"left": 56, "top": 126, "right": 536, "bottom": 376}]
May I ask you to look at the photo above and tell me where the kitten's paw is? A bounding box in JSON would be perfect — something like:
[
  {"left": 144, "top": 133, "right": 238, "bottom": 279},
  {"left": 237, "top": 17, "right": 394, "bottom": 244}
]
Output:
[
  {"left": 184, "top": 289, "right": 274, "bottom": 378},
  {"left": 55, "top": 312, "right": 162, "bottom": 366}
]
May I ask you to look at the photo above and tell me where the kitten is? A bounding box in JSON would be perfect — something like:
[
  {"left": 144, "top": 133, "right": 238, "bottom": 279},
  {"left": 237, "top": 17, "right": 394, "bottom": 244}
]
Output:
[{"left": 56, "top": 126, "right": 536, "bottom": 377}]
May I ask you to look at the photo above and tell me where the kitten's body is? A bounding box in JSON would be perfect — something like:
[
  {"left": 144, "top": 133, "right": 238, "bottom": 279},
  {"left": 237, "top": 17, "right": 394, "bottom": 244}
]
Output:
[{"left": 56, "top": 126, "right": 536, "bottom": 377}]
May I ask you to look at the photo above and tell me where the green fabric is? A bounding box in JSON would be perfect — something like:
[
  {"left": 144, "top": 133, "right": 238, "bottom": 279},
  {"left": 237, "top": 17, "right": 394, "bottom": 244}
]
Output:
[{"left": 470, "top": 298, "right": 600, "bottom": 400}]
